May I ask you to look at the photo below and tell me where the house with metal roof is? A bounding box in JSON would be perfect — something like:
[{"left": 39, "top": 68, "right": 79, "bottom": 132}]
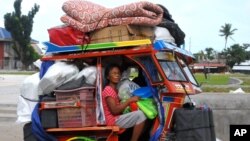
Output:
[
  {"left": 190, "top": 62, "right": 227, "bottom": 73},
  {"left": 232, "top": 60, "right": 250, "bottom": 74},
  {"left": 0, "top": 27, "right": 41, "bottom": 70},
  {"left": 0, "top": 27, "right": 12, "bottom": 41}
]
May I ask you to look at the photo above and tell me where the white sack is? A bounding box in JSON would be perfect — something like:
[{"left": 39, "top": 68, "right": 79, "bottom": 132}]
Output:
[
  {"left": 16, "top": 96, "right": 38, "bottom": 123},
  {"left": 76, "top": 66, "right": 97, "bottom": 85},
  {"left": 16, "top": 73, "right": 40, "bottom": 123},
  {"left": 38, "top": 61, "right": 79, "bottom": 94},
  {"left": 21, "top": 73, "right": 41, "bottom": 100},
  {"left": 154, "top": 26, "right": 175, "bottom": 45}
]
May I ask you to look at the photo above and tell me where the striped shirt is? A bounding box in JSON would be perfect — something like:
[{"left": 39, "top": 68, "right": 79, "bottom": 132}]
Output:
[{"left": 102, "top": 86, "right": 120, "bottom": 125}]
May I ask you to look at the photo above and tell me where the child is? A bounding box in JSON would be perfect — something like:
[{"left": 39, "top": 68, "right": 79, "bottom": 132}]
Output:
[{"left": 102, "top": 63, "right": 146, "bottom": 141}]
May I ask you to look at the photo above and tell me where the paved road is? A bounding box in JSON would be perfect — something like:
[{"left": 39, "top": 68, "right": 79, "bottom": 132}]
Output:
[
  {"left": 0, "top": 74, "right": 29, "bottom": 141},
  {"left": 0, "top": 75, "right": 27, "bottom": 103},
  {"left": 0, "top": 74, "right": 248, "bottom": 141}
]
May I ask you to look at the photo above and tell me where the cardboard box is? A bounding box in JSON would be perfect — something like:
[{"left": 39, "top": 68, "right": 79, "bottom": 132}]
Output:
[{"left": 89, "top": 25, "right": 154, "bottom": 43}]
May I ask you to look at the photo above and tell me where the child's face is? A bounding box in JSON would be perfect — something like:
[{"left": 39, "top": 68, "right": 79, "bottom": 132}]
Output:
[{"left": 108, "top": 67, "right": 121, "bottom": 84}]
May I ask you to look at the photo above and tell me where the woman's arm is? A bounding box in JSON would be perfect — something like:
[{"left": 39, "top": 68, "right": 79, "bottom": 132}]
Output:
[{"left": 106, "top": 96, "right": 139, "bottom": 115}]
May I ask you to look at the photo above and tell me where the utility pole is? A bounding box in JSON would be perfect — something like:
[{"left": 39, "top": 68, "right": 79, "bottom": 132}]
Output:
[{"left": 189, "top": 37, "right": 191, "bottom": 52}]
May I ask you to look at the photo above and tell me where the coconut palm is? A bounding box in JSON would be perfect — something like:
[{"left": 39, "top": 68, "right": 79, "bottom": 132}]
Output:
[{"left": 219, "top": 23, "right": 237, "bottom": 49}]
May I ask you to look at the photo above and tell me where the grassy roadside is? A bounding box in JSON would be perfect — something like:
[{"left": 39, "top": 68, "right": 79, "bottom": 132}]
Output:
[
  {"left": 0, "top": 71, "right": 37, "bottom": 75},
  {"left": 201, "top": 86, "right": 250, "bottom": 93},
  {"left": 236, "top": 77, "right": 250, "bottom": 86},
  {"left": 194, "top": 73, "right": 229, "bottom": 85},
  {"left": 194, "top": 73, "right": 250, "bottom": 93},
  {"left": 0, "top": 71, "right": 249, "bottom": 93}
]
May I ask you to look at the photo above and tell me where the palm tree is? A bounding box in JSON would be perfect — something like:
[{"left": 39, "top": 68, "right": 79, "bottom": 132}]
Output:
[{"left": 219, "top": 23, "right": 237, "bottom": 49}]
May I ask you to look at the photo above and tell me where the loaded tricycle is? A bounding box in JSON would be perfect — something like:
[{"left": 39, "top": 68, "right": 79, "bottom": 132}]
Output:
[{"left": 18, "top": 0, "right": 215, "bottom": 141}]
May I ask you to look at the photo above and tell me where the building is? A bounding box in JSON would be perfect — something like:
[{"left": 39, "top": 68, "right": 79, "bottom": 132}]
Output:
[
  {"left": 0, "top": 27, "right": 41, "bottom": 70},
  {"left": 192, "top": 52, "right": 227, "bottom": 73},
  {"left": 190, "top": 62, "right": 227, "bottom": 73},
  {"left": 232, "top": 60, "right": 250, "bottom": 74}
]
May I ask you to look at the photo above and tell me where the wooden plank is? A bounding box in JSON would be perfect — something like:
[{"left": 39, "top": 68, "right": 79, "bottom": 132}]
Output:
[
  {"left": 44, "top": 39, "right": 151, "bottom": 54},
  {"left": 42, "top": 46, "right": 153, "bottom": 60},
  {"left": 46, "top": 126, "right": 120, "bottom": 132}
]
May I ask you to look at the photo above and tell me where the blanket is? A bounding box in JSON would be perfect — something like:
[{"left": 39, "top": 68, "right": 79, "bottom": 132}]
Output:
[{"left": 61, "top": 0, "right": 163, "bottom": 33}]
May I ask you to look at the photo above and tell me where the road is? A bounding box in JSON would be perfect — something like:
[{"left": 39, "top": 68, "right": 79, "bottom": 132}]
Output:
[
  {"left": 0, "top": 75, "right": 27, "bottom": 103},
  {"left": 0, "top": 74, "right": 248, "bottom": 141},
  {"left": 0, "top": 74, "right": 29, "bottom": 141}
]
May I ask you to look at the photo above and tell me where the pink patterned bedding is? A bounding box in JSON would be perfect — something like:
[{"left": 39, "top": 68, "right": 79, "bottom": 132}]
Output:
[{"left": 61, "top": 0, "right": 163, "bottom": 33}]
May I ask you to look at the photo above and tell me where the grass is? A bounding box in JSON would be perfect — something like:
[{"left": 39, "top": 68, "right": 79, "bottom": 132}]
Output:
[
  {"left": 194, "top": 73, "right": 250, "bottom": 93},
  {"left": 194, "top": 73, "right": 230, "bottom": 85},
  {"left": 201, "top": 86, "right": 250, "bottom": 93},
  {"left": 241, "top": 78, "right": 250, "bottom": 85},
  {"left": 0, "top": 71, "right": 37, "bottom": 75},
  {"left": 235, "top": 77, "right": 250, "bottom": 86}
]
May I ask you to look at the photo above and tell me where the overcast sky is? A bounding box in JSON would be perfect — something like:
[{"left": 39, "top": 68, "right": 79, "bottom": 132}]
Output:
[{"left": 1, "top": 0, "right": 249, "bottom": 53}]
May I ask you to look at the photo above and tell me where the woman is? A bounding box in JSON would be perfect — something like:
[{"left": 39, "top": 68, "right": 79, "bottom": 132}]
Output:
[{"left": 102, "top": 63, "right": 146, "bottom": 141}]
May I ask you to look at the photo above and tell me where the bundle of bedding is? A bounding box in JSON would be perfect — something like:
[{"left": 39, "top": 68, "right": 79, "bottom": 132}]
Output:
[{"left": 61, "top": 0, "right": 163, "bottom": 32}]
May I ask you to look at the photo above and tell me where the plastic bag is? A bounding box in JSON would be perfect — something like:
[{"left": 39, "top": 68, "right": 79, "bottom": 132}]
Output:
[
  {"left": 132, "top": 86, "right": 153, "bottom": 98},
  {"left": 117, "top": 67, "right": 140, "bottom": 101},
  {"left": 48, "top": 25, "right": 89, "bottom": 46},
  {"left": 20, "top": 73, "right": 41, "bottom": 100},
  {"left": 154, "top": 26, "right": 175, "bottom": 45},
  {"left": 76, "top": 66, "right": 97, "bottom": 85},
  {"left": 17, "top": 73, "right": 40, "bottom": 123},
  {"left": 38, "top": 61, "right": 79, "bottom": 94},
  {"left": 137, "top": 98, "right": 158, "bottom": 119},
  {"left": 117, "top": 79, "right": 140, "bottom": 100}
]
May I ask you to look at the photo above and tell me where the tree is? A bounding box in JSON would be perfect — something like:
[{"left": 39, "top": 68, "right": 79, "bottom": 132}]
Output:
[
  {"left": 205, "top": 47, "right": 216, "bottom": 60},
  {"left": 243, "top": 43, "right": 250, "bottom": 60},
  {"left": 221, "top": 44, "right": 248, "bottom": 68},
  {"left": 219, "top": 23, "right": 237, "bottom": 49},
  {"left": 4, "top": 0, "right": 40, "bottom": 70}
]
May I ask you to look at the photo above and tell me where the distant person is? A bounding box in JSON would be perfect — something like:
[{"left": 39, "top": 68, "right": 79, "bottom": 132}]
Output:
[
  {"left": 102, "top": 63, "right": 146, "bottom": 141},
  {"left": 204, "top": 66, "right": 208, "bottom": 79}
]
